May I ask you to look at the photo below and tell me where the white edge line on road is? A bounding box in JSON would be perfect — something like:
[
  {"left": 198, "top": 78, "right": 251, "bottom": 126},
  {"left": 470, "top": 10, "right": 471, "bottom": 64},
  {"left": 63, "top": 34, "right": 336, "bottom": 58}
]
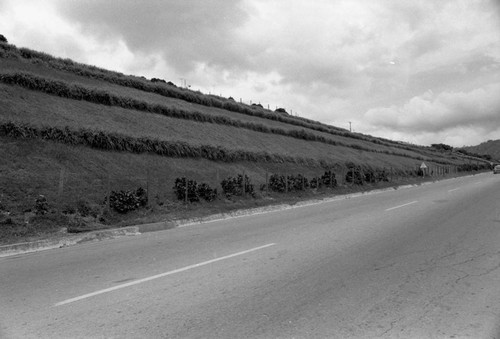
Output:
[
  {"left": 385, "top": 201, "right": 418, "bottom": 212},
  {"left": 54, "top": 243, "right": 276, "bottom": 307},
  {"left": 448, "top": 188, "right": 460, "bottom": 192}
]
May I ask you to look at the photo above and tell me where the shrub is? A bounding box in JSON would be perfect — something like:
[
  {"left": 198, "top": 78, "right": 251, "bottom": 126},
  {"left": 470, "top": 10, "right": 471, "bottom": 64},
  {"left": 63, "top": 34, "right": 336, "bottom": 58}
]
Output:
[
  {"left": 0, "top": 34, "right": 7, "bottom": 43},
  {"left": 173, "top": 178, "right": 200, "bottom": 202},
  {"left": 76, "top": 199, "right": 94, "bottom": 217},
  {"left": 363, "top": 168, "right": 376, "bottom": 183},
  {"left": 151, "top": 78, "right": 166, "bottom": 83},
  {"left": 173, "top": 178, "right": 216, "bottom": 202},
  {"left": 362, "top": 168, "right": 388, "bottom": 183},
  {"left": 61, "top": 204, "right": 77, "bottom": 215},
  {"left": 304, "top": 171, "right": 337, "bottom": 189},
  {"left": 221, "top": 174, "right": 255, "bottom": 198},
  {"left": 197, "top": 183, "right": 218, "bottom": 202},
  {"left": 287, "top": 174, "right": 309, "bottom": 191},
  {"left": 376, "top": 169, "right": 389, "bottom": 182},
  {"left": 34, "top": 195, "right": 49, "bottom": 215},
  {"left": 107, "top": 187, "right": 148, "bottom": 213},
  {"left": 309, "top": 177, "right": 320, "bottom": 189},
  {"left": 320, "top": 171, "right": 336, "bottom": 188},
  {"left": 268, "top": 174, "right": 286, "bottom": 192},
  {"left": 345, "top": 167, "right": 363, "bottom": 185}
]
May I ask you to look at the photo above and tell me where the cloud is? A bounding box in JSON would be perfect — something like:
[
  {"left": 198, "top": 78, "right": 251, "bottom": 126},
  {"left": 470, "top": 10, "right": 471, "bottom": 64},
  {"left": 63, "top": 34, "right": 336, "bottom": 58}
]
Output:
[
  {"left": 363, "top": 83, "right": 500, "bottom": 145},
  {"left": 21, "top": 0, "right": 499, "bottom": 95},
  {"left": 53, "top": 0, "right": 250, "bottom": 72},
  {"left": 1, "top": 0, "right": 499, "bottom": 147}
]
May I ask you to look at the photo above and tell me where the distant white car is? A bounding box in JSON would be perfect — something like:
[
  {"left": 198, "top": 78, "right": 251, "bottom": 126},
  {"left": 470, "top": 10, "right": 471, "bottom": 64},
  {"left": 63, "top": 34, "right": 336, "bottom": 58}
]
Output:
[{"left": 494, "top": 165, "right": 500, "bottom": 174}]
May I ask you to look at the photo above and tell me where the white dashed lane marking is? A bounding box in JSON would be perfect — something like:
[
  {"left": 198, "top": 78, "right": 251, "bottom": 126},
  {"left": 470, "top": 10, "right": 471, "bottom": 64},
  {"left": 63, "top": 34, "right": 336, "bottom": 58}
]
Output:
[
  {"left": 54, "top": 243, "right": 276, "bottom": 307},
  {"left": 385, "top": 201, "right": 419, "bottom": 212}
]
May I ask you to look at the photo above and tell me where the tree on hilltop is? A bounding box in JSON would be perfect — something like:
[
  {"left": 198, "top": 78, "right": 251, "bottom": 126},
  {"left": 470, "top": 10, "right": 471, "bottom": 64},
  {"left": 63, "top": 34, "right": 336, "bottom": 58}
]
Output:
[
  {"left": 431, "top": 143, "right": 453, "bottom": 152},
  {"left": 0, "top": 34, "right": 7, "bottom": 43}
]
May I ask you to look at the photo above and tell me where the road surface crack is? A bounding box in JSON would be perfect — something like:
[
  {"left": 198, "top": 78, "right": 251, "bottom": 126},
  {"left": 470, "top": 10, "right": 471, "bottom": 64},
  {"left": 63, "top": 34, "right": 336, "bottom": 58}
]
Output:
[{"left": 379, "top": 316, "right": 405, "bottom": 336}]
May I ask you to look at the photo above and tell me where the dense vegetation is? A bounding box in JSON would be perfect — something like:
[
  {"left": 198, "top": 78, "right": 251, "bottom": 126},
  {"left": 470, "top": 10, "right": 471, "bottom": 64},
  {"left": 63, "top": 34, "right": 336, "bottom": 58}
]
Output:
[{"left": 0, "top": 121, "right": 320, "bottom": 165}]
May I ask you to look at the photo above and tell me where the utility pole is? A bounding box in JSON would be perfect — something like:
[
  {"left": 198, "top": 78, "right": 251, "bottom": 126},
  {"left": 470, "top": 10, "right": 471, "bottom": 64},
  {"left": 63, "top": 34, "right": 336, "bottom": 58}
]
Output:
[
  {"left": 179, "top": 78, "right": 187, "bottom": 88},
  {"left": 349, "top": 121, "right": 352, "bottom": 132}
]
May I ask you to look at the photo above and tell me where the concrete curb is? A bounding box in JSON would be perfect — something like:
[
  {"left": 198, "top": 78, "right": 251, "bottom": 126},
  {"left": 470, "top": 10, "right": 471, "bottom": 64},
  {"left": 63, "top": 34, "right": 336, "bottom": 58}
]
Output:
[
  {"left": 0, "top": 174, "right": 482, "bottom": 258},
  {"left": 0, "top": 226, "right": 140, "bottom": 258}
]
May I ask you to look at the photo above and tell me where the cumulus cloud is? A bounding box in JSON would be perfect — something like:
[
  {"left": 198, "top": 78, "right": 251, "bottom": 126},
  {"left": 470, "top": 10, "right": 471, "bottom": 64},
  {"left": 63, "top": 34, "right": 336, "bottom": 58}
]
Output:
[
  {"left": 1, "top": 0, "right": 499, "bottom": 146},
  {"left": 363, "top": 83, "right": 500, "bottom": 145},
  {"left": 53, "top": 0, "right": 250, "bottom": 72}
]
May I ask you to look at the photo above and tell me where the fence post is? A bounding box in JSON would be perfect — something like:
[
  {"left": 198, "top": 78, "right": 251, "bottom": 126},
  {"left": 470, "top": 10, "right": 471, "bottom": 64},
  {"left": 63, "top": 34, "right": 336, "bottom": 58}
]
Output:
[
  {"left": 285, "top": 174, "right": 288, "bottom": 193},
  {"left": 58, "top": 166, "right": 65, "bottom": 209},
  {"left": 266, "top": 171, "right": 269, "bottom": 196},
  {"left": 146, "top": 168, "right": 150, "bottom": 207},
  {"left": 106, "top": 172, "right": 111, "bottom": 212},
  {"left": 242, "top": 171, "right": 247, "bottom": 197},
  {"left": 185, "top": 178, "right": 188, "bottom": 204}
]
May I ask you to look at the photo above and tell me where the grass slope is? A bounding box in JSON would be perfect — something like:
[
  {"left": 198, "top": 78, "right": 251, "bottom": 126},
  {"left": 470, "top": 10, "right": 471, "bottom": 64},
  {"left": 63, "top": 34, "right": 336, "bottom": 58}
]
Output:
[
  {"left": 461, "top": 140, "right": 500, "bottom": 162},
  {"left": 0, "top": 42, "right": 491, "bottom": 243}
]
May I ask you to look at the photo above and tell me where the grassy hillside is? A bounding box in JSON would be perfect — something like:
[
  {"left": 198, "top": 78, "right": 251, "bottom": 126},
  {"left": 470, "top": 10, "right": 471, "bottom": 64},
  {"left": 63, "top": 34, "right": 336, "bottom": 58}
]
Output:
[
  {"left": 460, "top": 140, "right": 500, "bottom": 163},
  {"left": 0, "top": 42, "right": 491, "bottom": 243}
]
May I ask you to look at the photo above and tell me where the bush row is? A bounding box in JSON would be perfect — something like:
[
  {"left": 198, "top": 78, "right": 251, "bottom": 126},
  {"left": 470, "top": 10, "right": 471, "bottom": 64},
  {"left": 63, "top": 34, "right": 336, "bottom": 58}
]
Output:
[
  {"left": 0, "top": 72, "right": 356, "bottom": 148},
  {"left": 22, "top": 166, "right": 491, "bottom": 216},
  {"left": 0, "top": 71, "right": 456, "bottom": 165},
  {"left": 0, "top": 71, "right": 345, "bottom": 145},
  {"left": 172, "top": 167, "right": 400, "bottom": 204},
  {"left": 457, "top": 163, "right": 489, "bottom": 172},
  {"left": 265, "top": 168, "right": 388, "bottom": 192},
  {"left": 267, "top": 174, "right": 312, "bottom": 192},
  {"left": 173, "top": 174, "right": 257, "bottom": 203},
  {"left": 0, "top": 121, "right": 318, "bottom": 165},
  {"left": 0, "top": 42, "right": 449, "bottom": 157}
]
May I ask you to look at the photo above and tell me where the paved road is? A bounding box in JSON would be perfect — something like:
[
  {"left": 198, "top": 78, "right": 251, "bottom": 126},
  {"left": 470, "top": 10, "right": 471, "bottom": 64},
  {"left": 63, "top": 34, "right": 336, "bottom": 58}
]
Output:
[{"left": 1, "top": 173, "right": 500, "bottom": 338}]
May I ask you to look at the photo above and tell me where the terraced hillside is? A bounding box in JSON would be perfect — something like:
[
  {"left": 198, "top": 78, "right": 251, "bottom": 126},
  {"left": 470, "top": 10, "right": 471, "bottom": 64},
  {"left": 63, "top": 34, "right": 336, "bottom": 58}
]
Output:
[{"left": 0, "top": 42, "right": 491, "bottom": 241}]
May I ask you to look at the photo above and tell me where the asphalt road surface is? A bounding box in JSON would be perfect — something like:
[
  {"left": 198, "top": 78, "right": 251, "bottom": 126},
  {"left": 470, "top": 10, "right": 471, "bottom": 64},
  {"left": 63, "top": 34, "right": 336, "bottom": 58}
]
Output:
[{"left": 1, "top": 173, "right": 500, "bottom": 338}]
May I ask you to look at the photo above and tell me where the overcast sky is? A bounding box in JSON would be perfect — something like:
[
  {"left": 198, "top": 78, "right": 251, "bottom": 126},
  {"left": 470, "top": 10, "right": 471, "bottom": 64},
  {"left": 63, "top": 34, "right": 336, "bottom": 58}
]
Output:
[{"left": 1, "top": 0, "right": 499, "bottom": 147}]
